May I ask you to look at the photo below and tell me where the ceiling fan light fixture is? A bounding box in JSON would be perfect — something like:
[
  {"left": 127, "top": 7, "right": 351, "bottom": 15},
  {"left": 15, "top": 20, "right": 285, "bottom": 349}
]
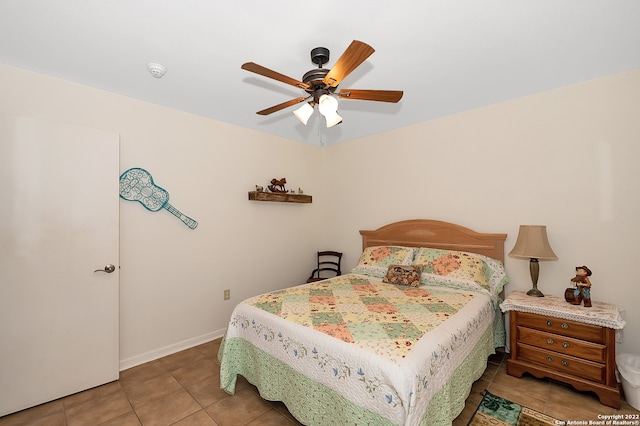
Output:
[
  {"left": 318, "top": 94, "right": 338, "bottom": 117},
  {"left": 293, "top": 102, "right": 314, "bottom": 125},
  {"left": 324, "top": 112, "right": 343, "bottom": 128}
]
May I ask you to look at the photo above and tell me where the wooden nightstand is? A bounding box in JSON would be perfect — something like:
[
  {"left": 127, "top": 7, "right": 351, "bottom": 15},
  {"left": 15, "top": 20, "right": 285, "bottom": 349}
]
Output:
[{"left": 501, "top": 291, "right": 626, "bottom": 408}]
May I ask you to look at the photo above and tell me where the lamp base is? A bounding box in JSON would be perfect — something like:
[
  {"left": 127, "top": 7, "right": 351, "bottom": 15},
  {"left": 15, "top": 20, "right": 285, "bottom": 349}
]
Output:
[
  {"left": 527, "top": 287, "right": 545, "bottom": 297},
  {"left": 526, "top": 258, "right": 544, "bottom": 297}
]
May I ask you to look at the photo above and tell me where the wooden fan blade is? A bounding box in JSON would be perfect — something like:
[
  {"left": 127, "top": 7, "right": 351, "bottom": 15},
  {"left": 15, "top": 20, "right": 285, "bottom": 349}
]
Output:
[
  {"left": 256, "top": 97, "right": 308, "bottom": 115},
  {"left": 322, "top": 40, "right": 375, "bottom": 88},
  {"left": 337, "top": 89, "right": 403, "bottom": 103},
  {"left": 242, "top": 62, "right": 310, "bottom": 90}
]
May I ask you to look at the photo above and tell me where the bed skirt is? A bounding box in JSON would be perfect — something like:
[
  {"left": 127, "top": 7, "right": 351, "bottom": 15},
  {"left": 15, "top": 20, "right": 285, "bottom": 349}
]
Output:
[{"left": 219, "top": 325, "right": 494, "bottom": 426}]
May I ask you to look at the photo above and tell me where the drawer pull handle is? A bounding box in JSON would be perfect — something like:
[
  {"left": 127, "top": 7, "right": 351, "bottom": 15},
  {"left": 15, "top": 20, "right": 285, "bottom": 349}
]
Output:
[
  {"left": 562, "top": 360, "right": 569, "bottom": 367},
  {"left": 546, "top": 320, "right": 553, "bottom": 326},
  {"left": 547, "top": 356, "right": 554, "bottom": 362},
  {"left": 562, "top": 342, "right": 570, "bottom": 348},
  {"left": 561, "top": 322, "right": 569, "bottom": 329},
  {"left": 546, "top": 338, "right": 554, "bottom": 345}
]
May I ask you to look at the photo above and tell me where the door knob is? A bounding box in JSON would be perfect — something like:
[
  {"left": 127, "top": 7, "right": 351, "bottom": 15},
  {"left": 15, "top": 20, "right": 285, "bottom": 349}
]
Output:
[{"left": 94, "top": 264, "right": 116, "bottom": 273}]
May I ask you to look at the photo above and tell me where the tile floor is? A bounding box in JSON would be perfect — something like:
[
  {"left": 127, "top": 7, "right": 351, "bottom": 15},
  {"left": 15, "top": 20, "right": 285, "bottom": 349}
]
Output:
[{"left": 1, "top": 338, "right": 638, "bottom": 425}]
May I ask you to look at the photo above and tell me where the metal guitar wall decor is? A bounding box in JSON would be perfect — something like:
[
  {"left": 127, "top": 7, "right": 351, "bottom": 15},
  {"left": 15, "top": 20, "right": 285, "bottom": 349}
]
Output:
[{"left": 119, "top": 167, "right": 198, "bottom": 230}]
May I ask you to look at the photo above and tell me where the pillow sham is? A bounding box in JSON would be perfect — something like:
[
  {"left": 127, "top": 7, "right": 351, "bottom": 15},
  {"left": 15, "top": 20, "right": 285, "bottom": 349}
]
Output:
[
  {"left": 382, "top": 264, "right": 423, "bottom": 287},
  {"left": 351, "top": 246, "right": 417, "bottom": 278},
  {"left": 412, "top": 247, "right": 508, "bottom": 296}
]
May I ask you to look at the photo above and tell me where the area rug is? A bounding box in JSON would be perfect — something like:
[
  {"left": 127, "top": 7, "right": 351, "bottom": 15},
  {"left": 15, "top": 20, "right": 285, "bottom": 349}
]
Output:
[{"left": 468, "top": 391, "right": 565, "bottom": 426}]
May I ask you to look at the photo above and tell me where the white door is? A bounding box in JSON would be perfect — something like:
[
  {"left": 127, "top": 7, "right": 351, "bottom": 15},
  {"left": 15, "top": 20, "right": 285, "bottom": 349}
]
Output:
[{"left": 0, "top": 114, "right": 120, "bottom": 416}]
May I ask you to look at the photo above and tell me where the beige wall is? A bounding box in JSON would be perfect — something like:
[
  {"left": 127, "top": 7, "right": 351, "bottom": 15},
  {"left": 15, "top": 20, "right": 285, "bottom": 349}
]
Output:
[
  {"left": 0, "top": 64, "right": 325, "bottom": 368},
  {"left": 323, "top": 69, "right": 640, "bottom": 354},
  {"left": 2, "top": 63, "right": 638, "bottom": 365}
]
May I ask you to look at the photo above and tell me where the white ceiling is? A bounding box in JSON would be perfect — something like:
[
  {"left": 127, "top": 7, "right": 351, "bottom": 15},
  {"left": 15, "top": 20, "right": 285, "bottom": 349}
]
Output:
[{"left": 1, "top": 1, "right": 639, "bottom": 146}]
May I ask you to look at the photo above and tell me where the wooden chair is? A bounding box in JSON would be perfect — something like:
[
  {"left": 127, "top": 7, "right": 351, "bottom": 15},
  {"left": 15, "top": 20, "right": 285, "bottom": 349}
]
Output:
[{"left": 307, "top": 251, "right": 343, "bottom": 283}]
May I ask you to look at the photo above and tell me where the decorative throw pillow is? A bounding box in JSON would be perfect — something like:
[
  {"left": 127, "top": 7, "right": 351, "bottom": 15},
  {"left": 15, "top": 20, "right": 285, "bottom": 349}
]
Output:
[
  {"left": 382, "top": 264, "right": 423, "bottom": 287},
  {"left": 351, "top": 246, "right": 417, "bottom": 278},
  {"left": 412, "top": 247, "right": 491, "bottom": 291}
]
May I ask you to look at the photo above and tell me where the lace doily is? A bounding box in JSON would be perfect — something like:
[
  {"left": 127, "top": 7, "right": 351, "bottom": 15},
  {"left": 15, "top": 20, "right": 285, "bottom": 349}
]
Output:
[{"left": 500, "top": 291, "right": 625, "bottom": 330}]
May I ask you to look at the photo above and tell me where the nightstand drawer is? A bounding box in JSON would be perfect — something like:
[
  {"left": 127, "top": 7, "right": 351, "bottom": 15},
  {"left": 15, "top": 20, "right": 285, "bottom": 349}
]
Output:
[
  {"left": 516, "top": 311, "right": 604, "bottom": 343},
  {"left": 518, "top": 343, "right": 605, "bottom": 383},
  {"left": 518, "top": 326, "right": 606, "bottom": 363}
]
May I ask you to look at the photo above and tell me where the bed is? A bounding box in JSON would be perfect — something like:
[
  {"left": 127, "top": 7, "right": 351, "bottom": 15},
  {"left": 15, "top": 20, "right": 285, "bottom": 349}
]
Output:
[{"left": 218, "top": 219, "right": 508, "bottom": 425}]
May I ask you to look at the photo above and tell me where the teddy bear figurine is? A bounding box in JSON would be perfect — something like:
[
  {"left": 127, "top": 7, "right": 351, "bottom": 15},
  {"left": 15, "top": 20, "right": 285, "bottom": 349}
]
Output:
[{"left": 569, "top": 265, "right": 592, "bottom": 307}]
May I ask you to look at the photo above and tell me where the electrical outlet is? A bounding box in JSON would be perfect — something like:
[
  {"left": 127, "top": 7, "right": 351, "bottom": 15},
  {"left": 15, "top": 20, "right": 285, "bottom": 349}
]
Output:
[{"left": 224, "top": 289, "right": 230, "bottom": 300}]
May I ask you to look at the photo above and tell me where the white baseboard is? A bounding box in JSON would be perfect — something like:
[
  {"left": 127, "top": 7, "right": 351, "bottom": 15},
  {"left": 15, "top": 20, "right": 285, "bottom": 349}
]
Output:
[{"left": 119, "top": 328, "right": 226, "bottom": 371}]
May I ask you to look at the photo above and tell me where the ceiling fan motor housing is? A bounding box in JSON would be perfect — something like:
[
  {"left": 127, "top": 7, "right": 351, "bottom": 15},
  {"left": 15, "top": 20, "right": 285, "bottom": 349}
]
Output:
[
  {"left": 302, "top": 69, "right": 334, "bottom": 101},
  {"left": 303, "top": 47, "right": 334, "bottom": 102}
]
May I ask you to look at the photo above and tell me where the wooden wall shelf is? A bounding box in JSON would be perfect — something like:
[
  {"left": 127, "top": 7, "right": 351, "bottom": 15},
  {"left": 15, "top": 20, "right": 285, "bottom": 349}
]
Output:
[{"left": 248, "top": 191, "right": 312, "bottom": 204}]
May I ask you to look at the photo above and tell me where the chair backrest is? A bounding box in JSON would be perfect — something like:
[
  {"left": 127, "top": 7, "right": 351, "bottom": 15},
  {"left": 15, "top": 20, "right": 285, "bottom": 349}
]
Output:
[{"left": 308, "top": 251, "right": 343, "bottom": 282}]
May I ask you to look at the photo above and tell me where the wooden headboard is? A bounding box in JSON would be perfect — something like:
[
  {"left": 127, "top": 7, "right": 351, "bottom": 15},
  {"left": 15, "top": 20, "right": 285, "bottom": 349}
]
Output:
[{"left": 360, "top": 219, "right": 507, "bottom": 263}]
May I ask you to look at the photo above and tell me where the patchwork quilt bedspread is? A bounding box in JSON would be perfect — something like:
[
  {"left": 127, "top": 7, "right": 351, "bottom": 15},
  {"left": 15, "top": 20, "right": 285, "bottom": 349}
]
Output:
[{"left": 220, "top": 273, "right": 496, "bottom": 425}]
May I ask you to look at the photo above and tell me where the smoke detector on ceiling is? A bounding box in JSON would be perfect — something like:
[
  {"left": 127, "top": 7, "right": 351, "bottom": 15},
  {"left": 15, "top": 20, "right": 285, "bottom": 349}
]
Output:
[{"left": 147, "top": 63, "right": 167, "bottom": 78}]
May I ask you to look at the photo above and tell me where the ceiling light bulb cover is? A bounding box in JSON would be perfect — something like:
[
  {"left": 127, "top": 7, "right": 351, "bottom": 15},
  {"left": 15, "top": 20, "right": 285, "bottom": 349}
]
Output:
[
  {"left": 293, "top": 103, "right": 314, "bottom": 125},
  {"left": 147, "top": 63, "right": 167, "bottom": 78},
  {"left": 324, "top": 112, "right": 343, "bottom": 128},
  {"left": 318, "top": 94, "right": 338, "bottom": 116}
]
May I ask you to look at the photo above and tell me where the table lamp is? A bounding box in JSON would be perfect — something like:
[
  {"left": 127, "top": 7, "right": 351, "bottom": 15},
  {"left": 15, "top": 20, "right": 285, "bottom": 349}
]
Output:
[{"left": 509, "top": 225, "right": 558, "bottom": 297}]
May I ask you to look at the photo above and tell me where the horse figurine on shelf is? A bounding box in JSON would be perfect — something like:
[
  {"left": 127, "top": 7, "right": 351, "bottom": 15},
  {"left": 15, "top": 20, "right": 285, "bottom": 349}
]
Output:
[{"left": 268, "top": 177, "right": 287, "bottom": 193}]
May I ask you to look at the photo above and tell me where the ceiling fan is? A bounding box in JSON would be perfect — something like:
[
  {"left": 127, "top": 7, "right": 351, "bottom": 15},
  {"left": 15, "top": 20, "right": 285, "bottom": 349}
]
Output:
[{"left": 241, "top": 40, "right": 403, "bottom": 127}]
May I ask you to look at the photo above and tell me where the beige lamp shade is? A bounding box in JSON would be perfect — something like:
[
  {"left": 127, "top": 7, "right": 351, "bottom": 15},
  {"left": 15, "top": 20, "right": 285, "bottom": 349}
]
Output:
[{"left": 509, "top": 225, "right": 558, "bottom": 261}]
